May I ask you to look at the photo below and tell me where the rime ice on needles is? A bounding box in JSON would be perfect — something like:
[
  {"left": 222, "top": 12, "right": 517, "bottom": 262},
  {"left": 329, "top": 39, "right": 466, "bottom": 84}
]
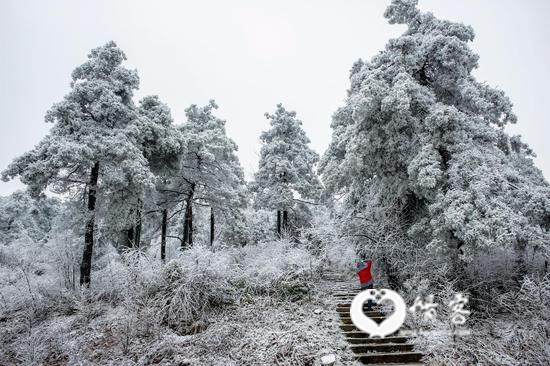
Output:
[
  {"left": 253, "top": 104, "right": 321, "bottom": 211},
  {"left": 1, "top": 41, "right": 154, "bottom": 284},
  {"left": 171, "top": 100, "right": 247, "bottom": 245},
  {"left": 320, "top": 0, "right": 550, "bottom": 265}
]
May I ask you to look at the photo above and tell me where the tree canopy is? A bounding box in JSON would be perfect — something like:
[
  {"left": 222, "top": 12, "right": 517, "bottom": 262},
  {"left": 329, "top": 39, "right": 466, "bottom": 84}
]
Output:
[
  {"left": 254, "top": 104, "right": 321, "bottom": 211},
  {"left": 320, "top": 0, "right": 550, "bottom": 261}
]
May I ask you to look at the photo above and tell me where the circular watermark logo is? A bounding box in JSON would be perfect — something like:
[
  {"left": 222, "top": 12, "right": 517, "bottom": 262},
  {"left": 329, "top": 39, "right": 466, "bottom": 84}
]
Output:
[{"left": 349, "top": 288, "right": 406, "bottom": 338}]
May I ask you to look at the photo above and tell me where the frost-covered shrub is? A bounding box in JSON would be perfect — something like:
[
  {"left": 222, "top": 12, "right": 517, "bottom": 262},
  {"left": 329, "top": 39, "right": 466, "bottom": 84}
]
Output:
[
  {"left": 62, "top": 238, "right": 321, "bottom": 342},
  {"left": 0, "top": 237, "right": 74, "bottom": 317},
  {"left": 48, "top": 230, "right": 81, "bottom": 291},
  {"left": 1, "top": 229, "right": 324, "bottom": 364},
  {"left": 0, "top": 236, "right": 81, "bottom": 365},
  {"left": 91, "top": 248, "right": 165, "bottom": 340},
  {"left": 232, "top": 239, "right": 320, "bottom": 300},
  {"left": 159, "top": 245, "right": 235, "bottom": 331},
  {"left": 157, "top": 240, "right": 320, "bottom": 331},
  {"left": 301, "top": 210, "right": 356, "bottom": 276},
  {"left": 488, "top": 275, "right": 550, "bottom": 364},
  {"left": 412, "top": 275, "right": 550, "bottom": 366}
]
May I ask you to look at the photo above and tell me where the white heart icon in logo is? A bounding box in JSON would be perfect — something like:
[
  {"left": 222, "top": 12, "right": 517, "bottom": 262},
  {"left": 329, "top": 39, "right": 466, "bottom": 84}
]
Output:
[{"left": 349, "top": 288, "right": 406, "bottom": 338}]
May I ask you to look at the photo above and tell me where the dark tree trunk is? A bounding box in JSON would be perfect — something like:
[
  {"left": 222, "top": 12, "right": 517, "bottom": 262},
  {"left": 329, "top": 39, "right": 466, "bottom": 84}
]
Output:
[
  {"left": 282, "top": 210, "right": 288, "bottom": 233},
  {"left": 161, "top": 209, "right": 167, "bottom": 263},
  {"left": 277, "top": 210, "right": 282, "bottom": 237},
  {"left": 135, "top": 206, "right": 142, "bottom": 248},
  {"left": 80, "top": 162, "right": 99, "bottom": 287},
  {"left": 210, "top": 207, "right": 215, "bottom": 246},
  {"left": 182, "top": 203, "right": 189, "bottom": 249},
  {"left": 183, "top": 183, "right": 196, "bottom": 248},
  {"left": 126, "top": 203, "right": 141, "bottom": 249},
  {"left": 188, "top": 203, "right": 193, "bottom": 245},
  {"left": 127, "top": 224, "right": 135, "bottom": 248},
  {"left": 449, "top": 231, "right": 466, "bottom": 288}
]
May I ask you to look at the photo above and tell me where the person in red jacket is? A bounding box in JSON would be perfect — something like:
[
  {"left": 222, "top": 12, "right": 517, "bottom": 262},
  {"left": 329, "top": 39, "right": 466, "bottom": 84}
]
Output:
[{"left": 356, "top": 259, "right": 374, "bottom": 310}]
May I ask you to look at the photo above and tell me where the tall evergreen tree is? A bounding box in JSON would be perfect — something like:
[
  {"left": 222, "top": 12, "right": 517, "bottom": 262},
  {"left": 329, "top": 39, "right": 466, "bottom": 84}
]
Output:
[
  {"left": 1, "top": 42, "right": 153, "bottom": 285},
  {"left": 253, "top": 104, "right": 321, "bottom": 236},
  {"left": 135, "top": 95, "right": 183, "bottom": 259},
  {"left": 320, "top": 0, "right": 550, "bottom": 275},
  {"left": 173, "top": 101, "right": 246, "bottom": 247}
]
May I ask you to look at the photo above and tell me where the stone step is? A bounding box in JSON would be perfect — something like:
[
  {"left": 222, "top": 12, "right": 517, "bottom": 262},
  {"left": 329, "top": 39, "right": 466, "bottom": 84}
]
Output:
[
  {"left": 331, "top": 281, "right": 424, "bottom": 365},
  {"left": 336, "top": 301, "right": 380, "bottom": 306},
  {"left": 355, "top": 351, "right": 423, "bottom": 364},
  {"left": 340, "top": 316, "right": 386, "bottom": 324},
  {"left": 345, "top": 336, "right": 409, "bottom": 344},
  {"left": 350, "top": 343, "right": 414, "bottom": 354},
  {"left": 341, "top": 327, "right": 401, "bottom": 338},
  {"left": 337, "top": 310, "right": 385, "bottom": 317},
  {"left": 336, "top": 302, "right": 378, "bottom": 306},
  {"left": 341, "top": 324, "right": 402, "bottom": 334},
  {"left": 336, "top": 303, "right": 380, "bottom": 309},
  {"left": 336, "top": 305, "right": 382, "bottom": 312}
]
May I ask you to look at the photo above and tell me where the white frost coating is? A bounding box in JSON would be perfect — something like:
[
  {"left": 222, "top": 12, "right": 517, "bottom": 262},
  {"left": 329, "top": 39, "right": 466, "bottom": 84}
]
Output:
[
  {"left": 252, "top": 104, "right": 321, "bottom": 211},
  {"left": 320, "top": 0, "right": 550, "bottom": 259},
  {"left": 320, "top": 354, "right": 336, "bottom": 364}
]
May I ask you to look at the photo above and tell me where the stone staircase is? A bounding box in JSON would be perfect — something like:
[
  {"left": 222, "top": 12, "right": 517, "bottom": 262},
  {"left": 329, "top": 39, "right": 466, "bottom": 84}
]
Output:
[{"left": 323, "top": 272, "right": 424, "bottom": 365}]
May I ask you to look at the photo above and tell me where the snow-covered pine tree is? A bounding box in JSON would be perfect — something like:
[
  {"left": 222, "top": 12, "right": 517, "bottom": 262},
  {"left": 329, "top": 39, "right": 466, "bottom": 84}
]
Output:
[
  {"left": 174, "top": 100, "right": 246, "bottom": 247},
  {"left": 320, "top": 0, "right": 550, "bottom": 276},
  {"left": 253, "top": 104, "right": 321, "bottom": 236},
  {"left": 135, "top": 95, "right": 183, "bottom": 259},
  {"left": 1, "top": 42, "right": 153, "bottom": 285}
]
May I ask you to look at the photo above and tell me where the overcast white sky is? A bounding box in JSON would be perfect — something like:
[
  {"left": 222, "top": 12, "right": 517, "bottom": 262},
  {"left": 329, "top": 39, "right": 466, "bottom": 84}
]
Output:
[{"left": 1, "top": 0, "right": 549, "bottom": 196}]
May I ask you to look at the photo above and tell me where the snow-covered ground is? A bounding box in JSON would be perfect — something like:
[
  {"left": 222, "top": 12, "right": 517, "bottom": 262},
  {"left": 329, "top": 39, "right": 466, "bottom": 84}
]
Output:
[{"left": 0, "top": 238, "right": 358, "bottom": 365}]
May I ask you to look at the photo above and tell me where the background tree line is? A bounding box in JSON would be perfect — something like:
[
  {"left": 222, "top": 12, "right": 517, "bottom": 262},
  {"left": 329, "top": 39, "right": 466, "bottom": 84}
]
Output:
[{"left": 1, "top": 42, "right": 320, "bottom": 286}]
